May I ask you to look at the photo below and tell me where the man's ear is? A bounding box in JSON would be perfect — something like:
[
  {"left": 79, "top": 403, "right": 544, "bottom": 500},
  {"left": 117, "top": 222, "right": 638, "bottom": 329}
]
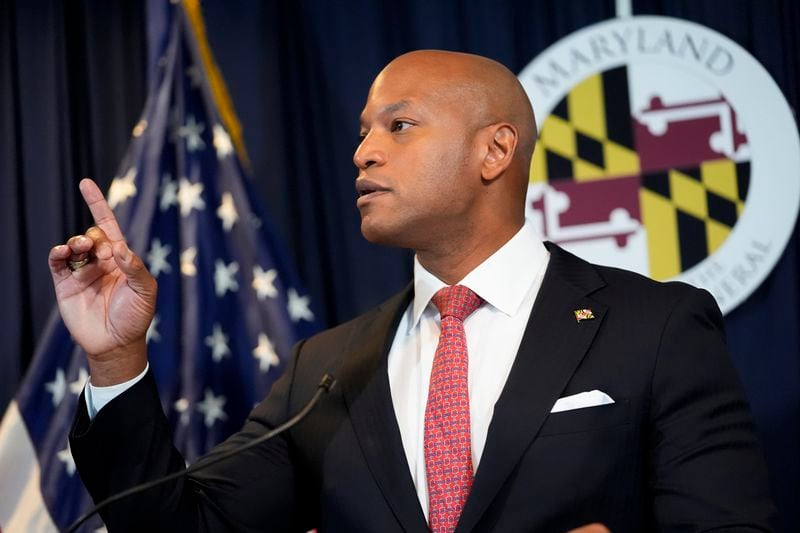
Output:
[{"left": 482, "top": 123, "right": 518, "bottom": 181}]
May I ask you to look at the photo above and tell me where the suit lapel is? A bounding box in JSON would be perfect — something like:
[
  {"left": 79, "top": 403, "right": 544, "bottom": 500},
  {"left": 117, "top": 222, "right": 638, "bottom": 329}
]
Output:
[
  {"left": 457, "top": 244, "right": 608, "bottom": 532},
  {"left": 340, "top": 285, "right": 430, "bottom": 533}
]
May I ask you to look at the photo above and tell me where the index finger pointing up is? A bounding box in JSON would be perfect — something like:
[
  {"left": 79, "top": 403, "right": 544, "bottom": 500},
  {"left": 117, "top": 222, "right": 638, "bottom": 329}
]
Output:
[{"left": 79, "top": 178, "right": 125, "bottom": 242}]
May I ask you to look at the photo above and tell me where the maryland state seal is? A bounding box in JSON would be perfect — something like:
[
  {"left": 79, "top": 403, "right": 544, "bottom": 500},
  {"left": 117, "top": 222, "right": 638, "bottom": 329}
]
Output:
[{"left": 519, "top": 16, "right": 800, "bottom": 313}]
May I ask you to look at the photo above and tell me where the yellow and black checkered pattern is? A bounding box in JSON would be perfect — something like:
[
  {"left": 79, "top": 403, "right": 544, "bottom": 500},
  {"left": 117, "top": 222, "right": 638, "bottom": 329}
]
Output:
[
  {"left": 531, "top": 66, "right": 639, "bottom": 183},
  {"left": 641, "top": 159, "right": 751, "bottom": 280}
]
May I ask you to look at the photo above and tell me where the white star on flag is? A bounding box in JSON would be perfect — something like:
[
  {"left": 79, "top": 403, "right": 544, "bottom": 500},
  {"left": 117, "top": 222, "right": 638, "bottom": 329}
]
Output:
[
  {"left": 196, "top": 389, "right": 228, "bottom": 428},
  {"left": 252, "top": 266, "right": 278, "bottom": 300},
  {"left": 214, "top": 259, "right": 239, "bottom": 297},
  {"left": 57, "top": 443, "right": 76, "bottom": 477},
  {"left": 160, "top": 173, "right": 178, "bottom": 211},
  {"left": 174, "top": 398, "right": 191, "bottom": 426},
  {"left": 177, "top": 178, "right": 206, "bottom": 216},
  {"left": 69, "top": 368, "right": 88, "bottom": 396},
  {"left": 107, "top": 167, "right": 137, "bottom": 209},
  {"left": 147, "top": 238, "right": 172, "bottom": 277},
  {"left": 253, "top": 333, "right": 280, "bottom": 372},
  {"left": 146, "top": 314, "right": 161, "bottom": 344},
  {"left": 132, "top": 119, "right": 148, "bottom": 137},
  {"left": 181, "top": 246, "right": 198, "bottom": 276},
  {"left": 177, "top": 115, "right": 206, "bottom": 152},
  {"left": 205, "top": 323, "right": 231, "bottom": 363},
  {"left": 45, "top": 369, "right": 67, "bottom": 407},
  {"left": 213, "top": 124, "right": 234, "bottom": 159},
  {"left": 217, "top": 192, "right": 238, "bottom": 232},
  {"left": 287, "top": 288, "right": 315, "bottom": 322}
]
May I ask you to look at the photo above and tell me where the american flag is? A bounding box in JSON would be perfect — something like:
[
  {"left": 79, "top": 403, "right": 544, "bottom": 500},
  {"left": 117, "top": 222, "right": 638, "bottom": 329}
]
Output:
[{"left": 0, "top": 2, "right": 319, "bottom": 531}]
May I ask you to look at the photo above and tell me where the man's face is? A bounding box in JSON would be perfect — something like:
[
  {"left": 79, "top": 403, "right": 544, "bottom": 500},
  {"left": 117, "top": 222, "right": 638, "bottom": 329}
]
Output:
[{"left": 354, "top": 65, "right": 483, "bottom": 250}]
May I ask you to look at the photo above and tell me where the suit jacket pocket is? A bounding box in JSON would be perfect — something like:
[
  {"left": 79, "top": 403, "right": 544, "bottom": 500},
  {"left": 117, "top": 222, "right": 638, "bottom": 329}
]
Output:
[{"left": 538, "top": 398, "right": 630, "bottom": 437}]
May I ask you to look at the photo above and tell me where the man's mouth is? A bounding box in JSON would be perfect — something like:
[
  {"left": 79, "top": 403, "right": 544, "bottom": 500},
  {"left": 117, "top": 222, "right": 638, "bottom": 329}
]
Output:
[{"left": 355, "top": 178, "right": 390, "bottom": 200}]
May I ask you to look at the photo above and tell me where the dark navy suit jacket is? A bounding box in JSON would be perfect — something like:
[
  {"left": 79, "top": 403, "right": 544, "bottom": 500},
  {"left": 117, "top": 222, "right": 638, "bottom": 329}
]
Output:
[{"left": 70, "top": 244, "right": 775, "bottom": 532}]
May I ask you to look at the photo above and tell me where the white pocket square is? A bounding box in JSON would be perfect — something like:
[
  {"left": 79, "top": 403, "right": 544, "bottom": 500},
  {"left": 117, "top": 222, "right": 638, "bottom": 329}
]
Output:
[{"left": 550, "top": 390, "right": 615, "bottom": 413}]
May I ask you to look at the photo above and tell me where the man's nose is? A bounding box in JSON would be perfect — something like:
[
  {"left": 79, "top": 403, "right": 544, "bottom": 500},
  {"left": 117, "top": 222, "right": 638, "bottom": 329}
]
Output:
[{"left": 353, "top": 132, "right": 387, "bottom": 170}]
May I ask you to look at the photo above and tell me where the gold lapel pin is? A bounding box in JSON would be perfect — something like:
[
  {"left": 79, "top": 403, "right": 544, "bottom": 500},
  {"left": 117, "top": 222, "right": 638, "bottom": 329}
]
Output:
[{"left": 573, "top": 308, "right": 595, "bottom": 322}]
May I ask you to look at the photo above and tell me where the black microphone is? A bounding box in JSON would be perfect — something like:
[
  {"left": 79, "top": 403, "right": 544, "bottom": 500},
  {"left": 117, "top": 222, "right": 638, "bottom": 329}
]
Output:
[{"left": 65, "top": 373, "right": 336, "bottom": 533}]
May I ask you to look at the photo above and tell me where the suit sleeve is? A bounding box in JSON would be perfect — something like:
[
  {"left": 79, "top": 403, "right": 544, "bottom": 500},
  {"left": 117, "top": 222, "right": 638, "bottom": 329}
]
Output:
[
  {"left": 649, "top": 288, "right": 776, "bottom": 531},
  {"left": 69, "top": 340, "right": 310, "bottom": 532}
]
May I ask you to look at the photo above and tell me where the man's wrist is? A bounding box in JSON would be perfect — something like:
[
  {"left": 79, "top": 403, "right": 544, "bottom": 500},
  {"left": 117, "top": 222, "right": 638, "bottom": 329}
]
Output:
[
  {"left": 86, "top": 338, "right": 148, "bottom": 386},
  {"left": 85, "top": 362, "right": 150, "bottom": 419}
]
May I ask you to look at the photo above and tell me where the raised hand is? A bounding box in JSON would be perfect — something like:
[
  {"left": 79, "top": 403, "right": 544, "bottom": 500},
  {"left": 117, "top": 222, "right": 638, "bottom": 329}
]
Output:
[{"left": 48, "top": 178, "right": 157, "bottom": 385}]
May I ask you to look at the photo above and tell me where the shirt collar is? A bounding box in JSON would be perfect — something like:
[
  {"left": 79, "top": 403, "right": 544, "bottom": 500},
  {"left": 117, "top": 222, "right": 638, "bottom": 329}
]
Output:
[{"left": 409, "top": 221, "right": 548, "bottom": 333}]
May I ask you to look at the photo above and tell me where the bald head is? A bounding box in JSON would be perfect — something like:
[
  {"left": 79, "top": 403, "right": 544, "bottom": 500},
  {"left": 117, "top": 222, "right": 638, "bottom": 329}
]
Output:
[
  {"left": 354, "top": 50, "right": 537, "bottom": 273},
  {"left": 374, "top": 50, "right": 537, "bottom": 176}
]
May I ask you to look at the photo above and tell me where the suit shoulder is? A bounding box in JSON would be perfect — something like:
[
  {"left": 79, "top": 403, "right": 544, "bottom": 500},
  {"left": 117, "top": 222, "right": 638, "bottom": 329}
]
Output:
[
  {"left": 597, "top": 263, "right": 700, "bottom": 298},
  {"left": 595, "top": 265, "right": 716, "bottom": 308},
  {"left": 548, "top": 243, "right": 718, "bottom": 312},
  {"left": 592, "top": 264, "right": 722, "bottom": 329},
  {"left": 299, "top": 285, "right": 412, "bottom": 352}
]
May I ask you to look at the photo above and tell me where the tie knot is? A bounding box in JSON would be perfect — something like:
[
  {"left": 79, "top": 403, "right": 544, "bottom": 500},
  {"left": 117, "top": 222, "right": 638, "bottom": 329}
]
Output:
[{"left": 431, "top": 285, "right": 483, "bottom": 321}]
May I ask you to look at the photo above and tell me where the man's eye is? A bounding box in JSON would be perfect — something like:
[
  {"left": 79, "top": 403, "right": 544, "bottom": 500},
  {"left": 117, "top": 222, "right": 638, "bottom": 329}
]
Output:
[
  {"left": 358, "top": 132, "right": 367, "bottom": 143},
  {"left": 391, "top": 120, "right": 413, "bottom": 133}
]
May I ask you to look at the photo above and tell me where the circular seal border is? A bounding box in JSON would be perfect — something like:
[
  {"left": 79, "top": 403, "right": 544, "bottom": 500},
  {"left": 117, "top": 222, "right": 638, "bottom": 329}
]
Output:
[{"left": 518, "top": 16, "right": 800, "bottom": 314}]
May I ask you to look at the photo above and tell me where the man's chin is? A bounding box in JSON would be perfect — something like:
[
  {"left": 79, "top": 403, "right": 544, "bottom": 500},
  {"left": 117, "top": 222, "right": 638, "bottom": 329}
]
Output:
[{"left": 360, "top": 221, "right": 410, "bottom": 249}]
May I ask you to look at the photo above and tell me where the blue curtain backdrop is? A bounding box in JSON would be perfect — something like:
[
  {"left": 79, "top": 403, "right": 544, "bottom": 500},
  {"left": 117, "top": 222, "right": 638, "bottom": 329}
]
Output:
[{"left": 2, "top": 0, "right": 798, "bottom": 530}]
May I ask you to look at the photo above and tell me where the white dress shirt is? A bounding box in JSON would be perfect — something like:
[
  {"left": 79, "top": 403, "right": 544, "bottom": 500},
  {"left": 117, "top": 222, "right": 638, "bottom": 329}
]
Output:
[
  {"left": 84, "top": 363, "right": 149, "bottom": 418},
  {"left": 387, "top": 221, "right": 549, "bottom": 520},
  {"left": 86, "top": 222, "right": 550, "bottom": 521}
]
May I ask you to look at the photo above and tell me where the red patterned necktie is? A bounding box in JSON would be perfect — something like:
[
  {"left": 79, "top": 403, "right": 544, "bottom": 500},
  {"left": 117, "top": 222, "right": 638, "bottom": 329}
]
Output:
[{"left": 424, "top": 284, "right": 484, "bottom": 533}]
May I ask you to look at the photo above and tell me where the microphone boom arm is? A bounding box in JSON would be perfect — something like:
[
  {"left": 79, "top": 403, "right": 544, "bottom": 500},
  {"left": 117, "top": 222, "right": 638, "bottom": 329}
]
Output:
[{"left": 65, "top": 373, "right": 336, "bottom": 533}]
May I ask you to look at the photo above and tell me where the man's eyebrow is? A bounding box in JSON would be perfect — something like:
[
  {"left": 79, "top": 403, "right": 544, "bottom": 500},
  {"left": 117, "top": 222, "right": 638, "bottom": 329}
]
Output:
[
  {"left": 381, "top": 100, "right": 410, "bottom": 115},
  {"left": 359, "top": 100, "right": 411, "bottom": 128}
]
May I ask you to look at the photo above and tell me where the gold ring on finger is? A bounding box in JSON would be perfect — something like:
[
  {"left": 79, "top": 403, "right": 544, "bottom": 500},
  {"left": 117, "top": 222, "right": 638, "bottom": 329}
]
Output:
[{"left": 68, "top": 257, "right": 91, "bottom": 272}]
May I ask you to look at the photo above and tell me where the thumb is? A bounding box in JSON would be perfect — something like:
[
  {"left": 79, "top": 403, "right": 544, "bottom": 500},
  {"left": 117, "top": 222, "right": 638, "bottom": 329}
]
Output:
[{"left": 113, "top": 241, "right": 157, "bottom": 298}]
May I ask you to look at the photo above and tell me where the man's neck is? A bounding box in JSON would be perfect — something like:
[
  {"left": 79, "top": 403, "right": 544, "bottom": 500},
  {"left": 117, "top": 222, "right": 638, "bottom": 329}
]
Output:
[{"left": 416, "top": 221, "right": 524, "bottom": 285}]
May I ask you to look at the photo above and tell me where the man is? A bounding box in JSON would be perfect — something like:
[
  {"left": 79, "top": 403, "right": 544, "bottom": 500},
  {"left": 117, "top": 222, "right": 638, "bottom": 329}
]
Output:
[{"left": 52, "top": 51, "right": 774, "bottom": 532}]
